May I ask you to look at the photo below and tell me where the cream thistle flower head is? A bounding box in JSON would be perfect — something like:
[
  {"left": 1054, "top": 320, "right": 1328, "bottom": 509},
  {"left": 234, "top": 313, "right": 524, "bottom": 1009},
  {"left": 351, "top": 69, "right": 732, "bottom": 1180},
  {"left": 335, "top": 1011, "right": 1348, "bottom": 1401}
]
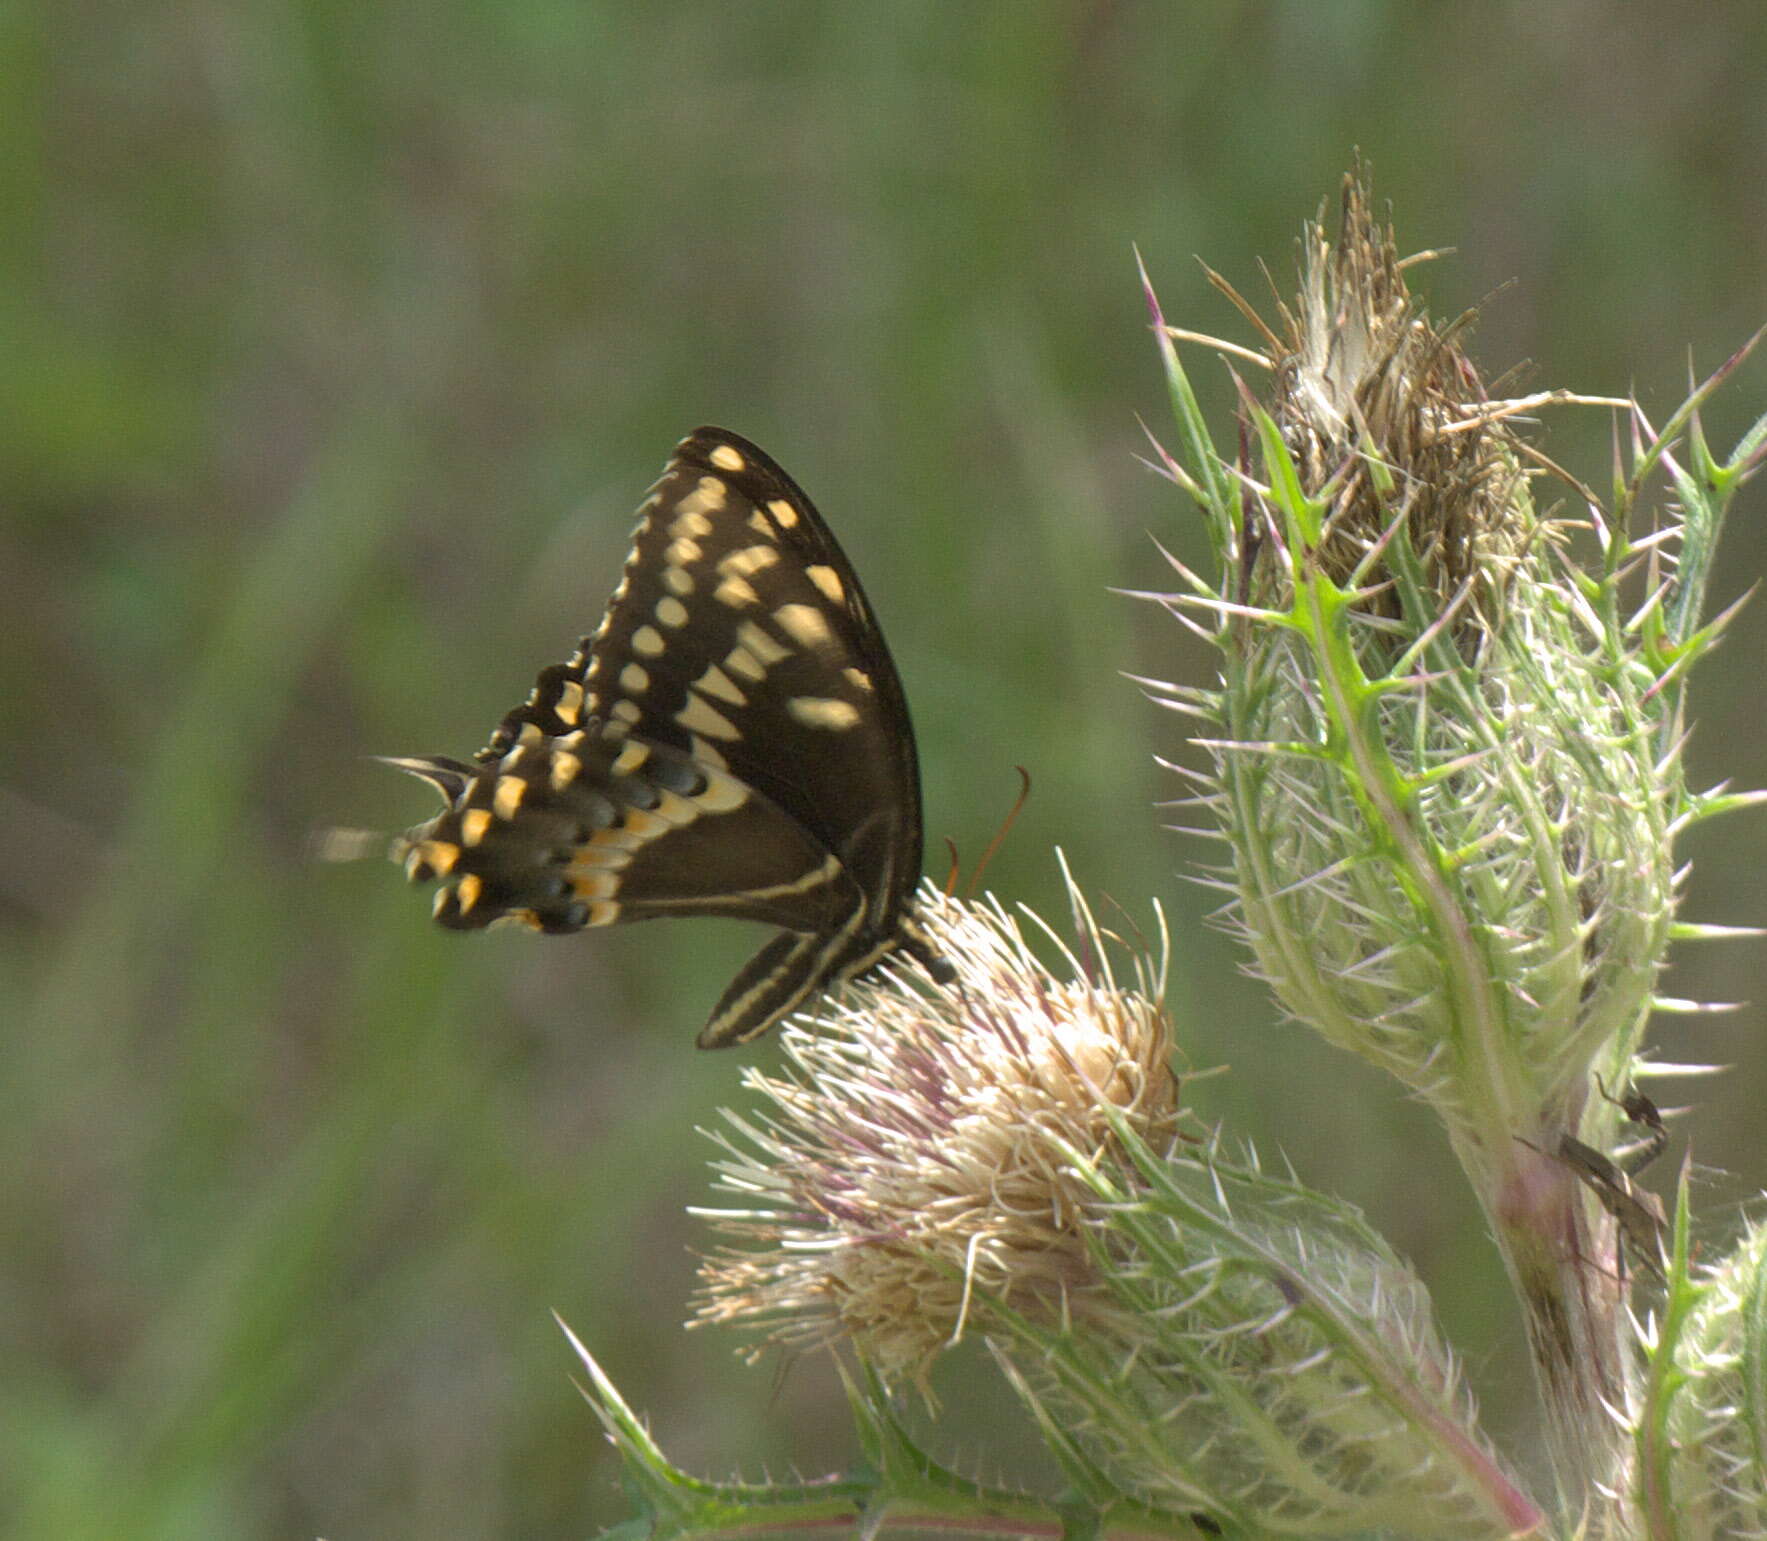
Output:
[{"left": 692, "top": 871, "right": 1183, "bottom": 1388}]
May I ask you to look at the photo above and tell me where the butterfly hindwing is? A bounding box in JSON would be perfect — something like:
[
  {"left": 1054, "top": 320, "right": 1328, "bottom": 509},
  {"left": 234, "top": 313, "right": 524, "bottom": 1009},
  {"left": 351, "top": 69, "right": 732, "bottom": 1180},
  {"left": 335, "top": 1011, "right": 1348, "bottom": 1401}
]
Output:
[
  {"left": 396, "top": 734, "right": 862, "bottom": 934},
  {"left": 391, "top": 427, "right": 947, "bottom": 1046}
]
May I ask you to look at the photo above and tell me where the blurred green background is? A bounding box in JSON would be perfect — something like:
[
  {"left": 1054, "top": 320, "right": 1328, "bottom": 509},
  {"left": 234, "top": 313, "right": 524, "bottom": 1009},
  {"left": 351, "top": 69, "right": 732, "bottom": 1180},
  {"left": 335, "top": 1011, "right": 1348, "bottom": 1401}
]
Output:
[{"left": 7, "top": 3, "right": 1765, "bottom": 1536}]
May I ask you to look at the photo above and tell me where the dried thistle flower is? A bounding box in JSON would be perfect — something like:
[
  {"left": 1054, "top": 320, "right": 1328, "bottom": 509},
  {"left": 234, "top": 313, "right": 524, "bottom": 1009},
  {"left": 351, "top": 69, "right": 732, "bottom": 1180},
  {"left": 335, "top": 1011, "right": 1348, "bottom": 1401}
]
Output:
[
  {"left": 1259, "top": 176, "right": 1529, "bottom": 618},
  {"left": 693, "top": 873, "right": 1181, "bottom": 1387}
]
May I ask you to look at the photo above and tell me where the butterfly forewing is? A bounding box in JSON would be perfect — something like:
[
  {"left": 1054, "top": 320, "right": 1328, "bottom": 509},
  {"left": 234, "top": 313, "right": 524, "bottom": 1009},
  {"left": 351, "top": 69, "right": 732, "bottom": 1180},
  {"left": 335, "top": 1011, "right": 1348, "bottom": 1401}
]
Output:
[
  {"left": 391, "top": 427, "right": 945, "bottom": 1046},
  {"left": 485, "top": 431, "right": 923, "bottom": 911}
]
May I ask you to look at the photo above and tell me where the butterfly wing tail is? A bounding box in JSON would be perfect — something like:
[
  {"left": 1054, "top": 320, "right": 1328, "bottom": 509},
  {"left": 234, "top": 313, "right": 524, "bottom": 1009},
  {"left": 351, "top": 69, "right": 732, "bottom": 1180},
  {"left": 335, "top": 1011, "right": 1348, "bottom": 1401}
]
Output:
[
  {"left": 699, "top": 916, "right": 900, "bottom": 1047},
  {"left": 696, "top": 902, "right": 956, "bottom": 1049}
]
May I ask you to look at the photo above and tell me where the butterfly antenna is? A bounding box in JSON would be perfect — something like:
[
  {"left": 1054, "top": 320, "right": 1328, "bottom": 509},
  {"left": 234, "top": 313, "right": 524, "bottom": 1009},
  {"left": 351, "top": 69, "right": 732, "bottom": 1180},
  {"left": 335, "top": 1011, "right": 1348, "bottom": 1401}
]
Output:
[
  {"left": 963, "top": 767, "right": 1032, "bottom": 899},
  {"left": 942, "top": 837, "right": 963, "bottom": 898}
]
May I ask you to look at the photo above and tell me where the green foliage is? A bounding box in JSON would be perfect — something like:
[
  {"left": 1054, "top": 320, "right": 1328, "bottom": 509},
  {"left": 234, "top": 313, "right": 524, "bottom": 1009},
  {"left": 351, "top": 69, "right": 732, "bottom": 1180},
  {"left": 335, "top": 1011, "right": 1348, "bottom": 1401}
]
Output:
[{"left": 6, "top": 5, "right": 1766, "bottom": 1538}]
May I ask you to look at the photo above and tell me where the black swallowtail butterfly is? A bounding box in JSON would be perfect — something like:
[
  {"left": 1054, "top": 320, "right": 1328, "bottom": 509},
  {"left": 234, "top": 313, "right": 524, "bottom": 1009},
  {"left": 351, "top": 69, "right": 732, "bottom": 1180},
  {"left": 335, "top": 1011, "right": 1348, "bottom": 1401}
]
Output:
[{"left": 387, "top": 427, "right": 953, "bottom": 1047}]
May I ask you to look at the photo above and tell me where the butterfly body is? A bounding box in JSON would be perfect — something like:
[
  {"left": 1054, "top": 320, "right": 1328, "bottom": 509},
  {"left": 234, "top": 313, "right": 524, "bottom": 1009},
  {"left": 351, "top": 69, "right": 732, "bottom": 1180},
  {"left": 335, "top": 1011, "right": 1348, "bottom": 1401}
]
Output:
[{"left": 390, "top": 427, "right": 950, "bottom": 1047}]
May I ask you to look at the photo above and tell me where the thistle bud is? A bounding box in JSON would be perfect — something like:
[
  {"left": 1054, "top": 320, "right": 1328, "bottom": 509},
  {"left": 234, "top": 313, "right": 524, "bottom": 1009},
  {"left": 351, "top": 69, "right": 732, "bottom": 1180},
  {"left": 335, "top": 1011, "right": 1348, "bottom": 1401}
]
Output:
[
  {"left": 1149, "top": 177, "right": 1683, "bottom": 1176},
  {"left": 1140, "top": 168, "right": 1767, "bottom": 1503}
]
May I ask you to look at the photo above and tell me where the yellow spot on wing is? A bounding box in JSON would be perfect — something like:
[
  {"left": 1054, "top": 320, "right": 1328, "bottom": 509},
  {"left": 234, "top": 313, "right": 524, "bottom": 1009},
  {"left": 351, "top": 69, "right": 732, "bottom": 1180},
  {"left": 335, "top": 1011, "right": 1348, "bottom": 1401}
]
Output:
[
  {"left": 693, "top": 664, "right": 746, "bottom": 704},
  {"left": 494, "top": 776, "right": 526, "bottom": 819},
  {"left": 724, "top": 646, "right": 765, "bottom": 682},
  {"left": 455, "top": 872, "right": 483, "bottom": 913},
  {"left": 806, "top": 565, "right": 844, "bottom": 604},
  {"left": 621, "top": 802, "right": 674, "bottom": 837},
  {"left": 461, "top": 808, "right": 493, "bottom": 846},
  {"left": 719, "top": 545, "right": 778, "bottom": 579},
  {"left": 611, "top": 740, "right": 650, "bottom": 777},
  {"left": 618, "top": 808, "right": 670, "bottom": 839},
  {"left": 843, "top": 667, "right": 874, "bottom": 691},
  {"left": 789, "top": 696, "right": 861, "bottom": 730},
  {"left": 619, "top": 662, "right": 649, "bottom": 693},
  {"left": 631, "top": 625, "right": 666, "bottom": 656},
  {"left": 570, "top": 843, "right": 634, "bottom": 870},
  {"left": 678, "top": 477, "right": 728, "bottom": 519},
  {"left": 692, "top": 767, "right": 748, "bottom": 813},
  {"left": 663, "top": 567, "right": 694, "bottom": 597},
  {"left": 554, "top": 679, "right": 585, "bottom": 724},
  {"left": 735, "top": 621, "right": 791, "bottom": 665},
  {"left": 774, "top": 603, "right": 833, "bottom": 649},
  {"left": 656, "top": 595, "right": 688, "bottom": 627},
  {"left": 766, "top": 497, "right": 799, "bottom": 529},
  {"left": 708, "top": 443, "right": 746, "bottom": 472},
  {"left": 581, "top": 825, "right": 645, "bottom": 855},
  {"left": 651, "top": 788, "right": 701, "bottom": 826},
  {"left": 677, "top": 693, "right": 740, "bottom": 740},
  {"left": 689, "top": 735, "right": 729, "bottom": 770},
  {"left": 550, "top": 753, "right": 582, "bottom": 792},
  {"left": 714, "top": 576, "right": 759, "bottom": 608}
]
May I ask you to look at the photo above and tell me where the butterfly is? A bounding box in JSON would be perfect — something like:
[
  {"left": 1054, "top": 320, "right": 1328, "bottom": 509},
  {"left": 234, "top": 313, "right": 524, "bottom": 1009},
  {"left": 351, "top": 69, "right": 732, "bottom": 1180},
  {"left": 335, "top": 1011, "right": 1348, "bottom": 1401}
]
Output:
[{"left": 386, "top": 427, "right": 954, "bottom": 1047}]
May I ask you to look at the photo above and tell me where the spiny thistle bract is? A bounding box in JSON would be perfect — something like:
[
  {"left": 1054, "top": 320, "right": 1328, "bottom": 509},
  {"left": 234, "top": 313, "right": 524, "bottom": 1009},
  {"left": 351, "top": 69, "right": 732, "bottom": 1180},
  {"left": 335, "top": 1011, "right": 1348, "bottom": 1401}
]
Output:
[{"left": 1639, "top": 1214, "right": 1767, "bottom": 1539}]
